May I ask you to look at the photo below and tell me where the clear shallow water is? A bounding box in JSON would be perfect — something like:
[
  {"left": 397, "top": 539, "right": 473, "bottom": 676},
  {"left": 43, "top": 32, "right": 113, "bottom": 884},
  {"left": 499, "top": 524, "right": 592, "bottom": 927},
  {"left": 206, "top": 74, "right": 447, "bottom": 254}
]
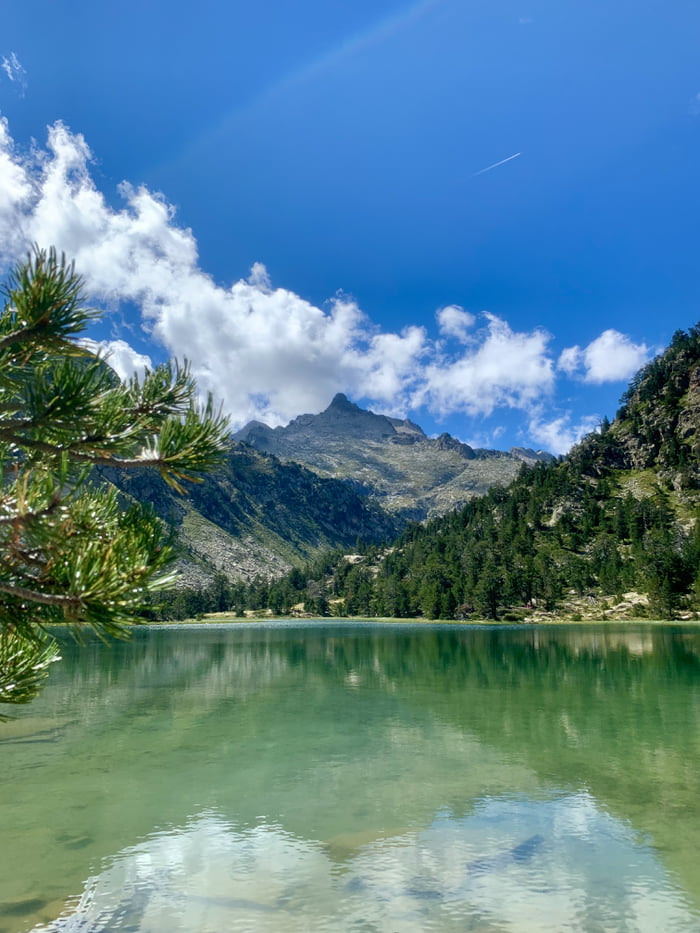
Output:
[{"left": 1, "top": 622, "right": 700, "bottom": 933}]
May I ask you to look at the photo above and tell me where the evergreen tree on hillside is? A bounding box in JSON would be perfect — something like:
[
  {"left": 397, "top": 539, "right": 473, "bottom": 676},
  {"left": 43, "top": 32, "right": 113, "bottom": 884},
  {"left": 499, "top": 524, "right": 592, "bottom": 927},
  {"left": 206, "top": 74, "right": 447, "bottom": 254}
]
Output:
[
  {"left": 0, "top": 249, "right": 230, "bottom": 713},
  {"left": 235, "top": 324, "right": 700, "bottom": 621}
]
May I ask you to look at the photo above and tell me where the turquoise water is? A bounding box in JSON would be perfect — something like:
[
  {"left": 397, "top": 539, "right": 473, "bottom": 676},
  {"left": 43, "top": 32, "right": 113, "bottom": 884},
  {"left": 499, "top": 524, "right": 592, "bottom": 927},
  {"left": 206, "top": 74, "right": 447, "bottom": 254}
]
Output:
[{"left": 2, "top": 622, "right": 700, "bottom": 932}]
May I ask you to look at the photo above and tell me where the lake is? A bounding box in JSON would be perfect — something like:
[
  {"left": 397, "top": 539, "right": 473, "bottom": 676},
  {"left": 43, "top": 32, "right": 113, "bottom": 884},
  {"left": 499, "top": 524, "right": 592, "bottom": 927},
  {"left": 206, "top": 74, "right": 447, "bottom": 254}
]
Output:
[{"left": 2, "top": 622, "right": 700, "bottom": 932}]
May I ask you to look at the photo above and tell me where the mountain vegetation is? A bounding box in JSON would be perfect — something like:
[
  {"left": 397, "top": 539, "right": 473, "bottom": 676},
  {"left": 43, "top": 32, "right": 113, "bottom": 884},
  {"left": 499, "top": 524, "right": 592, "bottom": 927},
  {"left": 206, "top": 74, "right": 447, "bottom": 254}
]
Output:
[
  {"left": 222, "top": 326, "right": 700, "bottom": 622},
  {"left": 103, "top": 394, "right": 542, "bottom": 600},
  {"left": 102, "top": 442, "right": 401, "bottom": 595}
]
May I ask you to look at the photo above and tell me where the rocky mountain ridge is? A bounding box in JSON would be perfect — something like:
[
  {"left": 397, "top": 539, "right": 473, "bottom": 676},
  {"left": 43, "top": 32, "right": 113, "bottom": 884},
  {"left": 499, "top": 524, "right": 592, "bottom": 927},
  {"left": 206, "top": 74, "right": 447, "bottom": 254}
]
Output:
[
  {"left": 235, "top": 393, "right": 552, "bottom": 520},
  {"left": 104, "top": 395, "right": 552, "bottom": 589}
]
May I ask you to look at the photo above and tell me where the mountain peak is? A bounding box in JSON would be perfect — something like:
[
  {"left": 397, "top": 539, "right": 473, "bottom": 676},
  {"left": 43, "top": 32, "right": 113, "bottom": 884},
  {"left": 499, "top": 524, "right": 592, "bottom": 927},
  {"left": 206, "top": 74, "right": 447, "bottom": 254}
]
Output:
[
  {"left": 327, "top": 392, "right": 359, "bottom": 412},
  {"left": 234, "top": 395, "right": 541, "bottom": 521}
]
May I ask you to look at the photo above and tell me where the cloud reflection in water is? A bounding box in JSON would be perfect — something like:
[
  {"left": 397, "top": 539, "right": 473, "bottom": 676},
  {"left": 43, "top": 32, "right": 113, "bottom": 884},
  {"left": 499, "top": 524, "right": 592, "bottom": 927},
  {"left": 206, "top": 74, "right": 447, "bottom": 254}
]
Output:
[{"left": 36, "top": 791, "right": 699, "bottom": 933}]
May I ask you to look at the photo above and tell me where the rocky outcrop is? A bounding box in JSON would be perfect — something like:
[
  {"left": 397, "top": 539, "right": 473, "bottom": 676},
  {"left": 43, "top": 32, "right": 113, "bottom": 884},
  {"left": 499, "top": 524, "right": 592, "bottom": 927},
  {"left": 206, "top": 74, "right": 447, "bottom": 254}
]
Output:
[
  {"left": 510, "top": 447, "right": 556, "bottom": 465},
  {"left": 675, "top": 364, "right": 700, "bottom": 461},
  {"left": 610, "top": 331, "right": 700, "bottom": 489},
  {"left": 234, "top": 395, "right": 539, "bottom": 521}
]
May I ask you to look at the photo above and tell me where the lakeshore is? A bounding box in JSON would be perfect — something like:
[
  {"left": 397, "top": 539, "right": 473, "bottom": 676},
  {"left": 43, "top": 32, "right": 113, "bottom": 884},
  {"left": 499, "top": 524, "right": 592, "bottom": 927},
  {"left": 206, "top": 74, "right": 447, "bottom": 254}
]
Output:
[{"left": 155, "top": 588, "right": 699, "bottom": 626}]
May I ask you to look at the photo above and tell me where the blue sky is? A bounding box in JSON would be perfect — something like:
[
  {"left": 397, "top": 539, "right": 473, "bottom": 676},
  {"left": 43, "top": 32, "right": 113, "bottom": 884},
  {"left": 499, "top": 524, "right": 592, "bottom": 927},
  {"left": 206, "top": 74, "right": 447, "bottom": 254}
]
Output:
[{"left": 1, "top": 0, "right": 699, "bottom": 453}]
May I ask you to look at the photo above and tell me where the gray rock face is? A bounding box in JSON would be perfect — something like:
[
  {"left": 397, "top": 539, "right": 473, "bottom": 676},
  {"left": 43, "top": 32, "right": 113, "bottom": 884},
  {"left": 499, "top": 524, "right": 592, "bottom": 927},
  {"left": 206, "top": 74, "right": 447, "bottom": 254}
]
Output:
[
  {"left": 101, "top": 442, "right": 400, "bottom": 586},
  {"left": 509, "top": 447, "right": 556, "bottom": 465},
  {"left": 235, "top": 395, "right": 548, "bottom": 521},
  {"left": 236, "top": 394, "right": 424, "bottom": 446}
]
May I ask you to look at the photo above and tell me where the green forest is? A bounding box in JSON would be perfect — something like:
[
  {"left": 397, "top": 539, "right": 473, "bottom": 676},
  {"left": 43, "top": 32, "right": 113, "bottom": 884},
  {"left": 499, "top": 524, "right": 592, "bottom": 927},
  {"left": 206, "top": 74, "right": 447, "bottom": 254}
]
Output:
[{"left": 157, "top": 326, "right": 700, "bottom": 622}]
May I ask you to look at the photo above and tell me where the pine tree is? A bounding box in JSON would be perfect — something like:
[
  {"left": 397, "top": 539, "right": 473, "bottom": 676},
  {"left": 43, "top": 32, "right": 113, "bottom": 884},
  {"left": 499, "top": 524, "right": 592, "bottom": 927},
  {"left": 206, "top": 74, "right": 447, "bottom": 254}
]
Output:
[{"left": 0, "top": 249, "right": 230, "bottom": 713}]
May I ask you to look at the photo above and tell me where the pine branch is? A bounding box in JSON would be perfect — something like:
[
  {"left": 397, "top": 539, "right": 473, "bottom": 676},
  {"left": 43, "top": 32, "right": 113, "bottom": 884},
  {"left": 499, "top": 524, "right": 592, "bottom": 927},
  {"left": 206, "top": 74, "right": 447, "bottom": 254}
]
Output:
[
  {"left": 0, "top": 630, "right": 61, "bottom": 716},
  {"left": 0, "top": 248, "right": 231, "bottom": 711},
  {"left": 0, "top": 580, "right": 83, "bottom": 609},
  {"left": 0, "top": 247, "right": 97, "bottom": 351}
]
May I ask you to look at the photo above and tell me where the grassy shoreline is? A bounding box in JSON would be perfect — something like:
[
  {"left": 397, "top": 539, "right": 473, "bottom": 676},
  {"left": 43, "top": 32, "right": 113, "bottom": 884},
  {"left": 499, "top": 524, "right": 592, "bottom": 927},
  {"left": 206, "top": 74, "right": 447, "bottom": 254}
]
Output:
[
  {"left": 148, "top": 612, "right": 700, "bottom": 626},
  {"left": 146, "top": 588, "right": 700, "bottom": 626}
]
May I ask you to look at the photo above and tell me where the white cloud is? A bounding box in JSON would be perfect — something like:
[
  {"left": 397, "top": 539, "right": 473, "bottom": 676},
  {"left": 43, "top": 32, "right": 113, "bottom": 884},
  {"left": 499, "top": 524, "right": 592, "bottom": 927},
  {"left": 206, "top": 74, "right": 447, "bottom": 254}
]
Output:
[
  {"left": 0, "top": 120, "right": 430, "bottom": 426},
  {"left": 1, "top": 52, "right": 27, "bottom": 92},
  {"left": 436, "top": 304, "right": 475, "bottom": 343},
  {"left": 528, "top": 411, "right": 600, "bottom": 456},
  {"left": 419, "top": 314, "right": 555, "bottom": 417},
  {"left": 80, "top": 338, "right": 153, "bottom": 382},
  {"left": 559, "top": 329, "right": 649, "bottom": 384},
  {"left": 557, "top": 344, "right": 582, "bottom": 376},
  {"left": 583, "top": 330, "right": 650, "bottom": 383},
  {"left": 0, "top": 118, "right": 646, "bottom": 448},
  {"left": 247, "top": 261, "right": 271, "bottom": 290},
  {"left": 0, "top": 119, "right": 33, "bottom": 264}
]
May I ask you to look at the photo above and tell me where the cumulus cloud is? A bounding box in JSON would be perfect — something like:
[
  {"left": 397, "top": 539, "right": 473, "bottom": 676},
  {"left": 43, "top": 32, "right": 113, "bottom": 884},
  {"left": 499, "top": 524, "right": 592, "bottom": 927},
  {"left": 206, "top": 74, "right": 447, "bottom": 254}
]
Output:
[
  {"left": 0, "top": 120, "right": 434, "bottom": 426},
  {"left": 0, "top": 118, "right": 646, "bottom": 450},
  {"left": 419, "top": 314, "right": 555, "bottom": 417},
  {"left": 559, "top": 329, "right": 649, "bottom": 384},
  {"left": 557, "top": 344, "right": 582, "bottom": 377},
  {"left": 80, "top": 338, "right": 153, "bottom": 382},
  {"left": 436, "top": 305, "right": 475, "bottom": 342},
  {"left": 1, "top": 52, "right": 27, "bottom": 93},
  {"left": 0, "top": 118, "right": 557, "bottom": 429},
  {"left": 0, "top": 120, "right": 33, "bottom": 264},
  {"left": 528, "top": 411, "right": 600, "bottom": 456}
]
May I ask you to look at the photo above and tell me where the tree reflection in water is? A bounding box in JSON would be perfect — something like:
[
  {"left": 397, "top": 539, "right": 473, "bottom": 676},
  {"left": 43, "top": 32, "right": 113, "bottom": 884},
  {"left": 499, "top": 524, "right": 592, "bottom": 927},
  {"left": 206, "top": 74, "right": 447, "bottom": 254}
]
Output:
[{"left": 2, "top": 622, "right": 700, "bottom": 932}]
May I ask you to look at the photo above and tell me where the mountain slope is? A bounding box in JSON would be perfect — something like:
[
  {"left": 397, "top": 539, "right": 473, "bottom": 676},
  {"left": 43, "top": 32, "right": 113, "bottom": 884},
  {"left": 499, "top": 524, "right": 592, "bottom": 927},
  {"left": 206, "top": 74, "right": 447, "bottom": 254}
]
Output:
[
  {"left": 248, "top": 325, "right": 700, "bottom": 620},
  {"left": 104, "top": 396, "right": 553, "bottom": 593},
  {"left": 235, "top": 393, "right": 551, "bottom": 520},
  {"left": 101, "top": 443, "right": 400, "bottom": 586}
]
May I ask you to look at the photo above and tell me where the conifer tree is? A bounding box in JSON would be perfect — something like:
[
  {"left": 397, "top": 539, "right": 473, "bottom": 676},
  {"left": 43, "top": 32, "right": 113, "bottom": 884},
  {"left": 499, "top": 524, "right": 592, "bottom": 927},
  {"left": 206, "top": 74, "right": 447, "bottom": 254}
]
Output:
[{"left": 0, "top": 248, "right": 230, "bottom": 713}]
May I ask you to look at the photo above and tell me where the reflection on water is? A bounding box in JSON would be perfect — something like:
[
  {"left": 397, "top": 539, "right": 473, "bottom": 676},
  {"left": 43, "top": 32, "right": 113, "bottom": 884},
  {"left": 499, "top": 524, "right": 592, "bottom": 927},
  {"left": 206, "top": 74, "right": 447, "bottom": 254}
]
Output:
[
  {"left": 32, "top": 795, "right": 699, "bottom": 933},
  {"left": 1, "top": 623, "right": 700, "bottom": 933}
]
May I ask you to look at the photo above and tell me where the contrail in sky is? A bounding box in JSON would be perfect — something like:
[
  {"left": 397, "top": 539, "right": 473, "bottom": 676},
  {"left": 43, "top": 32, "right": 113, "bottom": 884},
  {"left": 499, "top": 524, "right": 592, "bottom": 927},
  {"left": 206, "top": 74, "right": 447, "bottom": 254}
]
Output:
[{"left": 472, "top": 152, "right": 521, "bottom": 177}]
